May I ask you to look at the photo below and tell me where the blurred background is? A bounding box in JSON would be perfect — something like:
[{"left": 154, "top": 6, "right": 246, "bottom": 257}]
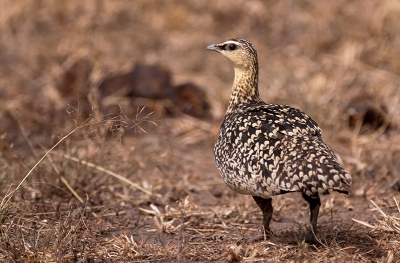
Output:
[
  {"left": 1, "top": 0, "right": 400, "bottom": 261},
  {"left": 1, "top": 0, "right": 400, "bottom": 139}
]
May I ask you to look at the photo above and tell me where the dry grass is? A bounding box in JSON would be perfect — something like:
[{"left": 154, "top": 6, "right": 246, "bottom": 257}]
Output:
[
  {"left": 1, "top": 0, "right": 400, "bottom": 261},
  {"left": 353, "top": 198, "right": 400, "bottom": 235}
]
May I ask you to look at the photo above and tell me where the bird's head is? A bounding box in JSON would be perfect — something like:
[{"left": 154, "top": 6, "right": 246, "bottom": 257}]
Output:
[{"left": 206, "top": 38, "right": 257, "bottom": 70}]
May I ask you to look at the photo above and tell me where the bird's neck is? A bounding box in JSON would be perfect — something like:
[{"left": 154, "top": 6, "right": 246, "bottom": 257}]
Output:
[{"left": 227, "top": 65, "right": 261, "bottom": 113}]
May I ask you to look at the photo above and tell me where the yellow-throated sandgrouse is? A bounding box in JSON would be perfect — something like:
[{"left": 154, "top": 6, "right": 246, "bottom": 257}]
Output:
[{"left": 207, "top": 38, "right": 352, "bottom": 242}]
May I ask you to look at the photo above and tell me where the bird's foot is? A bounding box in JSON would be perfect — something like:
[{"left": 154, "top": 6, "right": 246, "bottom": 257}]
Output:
[{"left": 304, "top": 230, "right": 320, "bottom": 244}]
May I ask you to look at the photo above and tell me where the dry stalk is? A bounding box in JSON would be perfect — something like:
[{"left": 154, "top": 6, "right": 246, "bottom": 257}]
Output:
[
  {"left": 52, "top": 152, "right": 154, "bottom": 196},
  {"left": 139, "top": 196, "right": 197, "bottom": 234},
  {"left": 352, "top": 198, "right": 400, "bottom": 234},
  {"left": 0, "top": 120, "right": 93, "bottom": 210}
]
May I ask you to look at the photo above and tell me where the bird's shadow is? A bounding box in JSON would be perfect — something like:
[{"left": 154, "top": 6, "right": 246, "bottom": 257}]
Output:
[{"left": 263, "top": 223, "right": 384, "bottom": 259}]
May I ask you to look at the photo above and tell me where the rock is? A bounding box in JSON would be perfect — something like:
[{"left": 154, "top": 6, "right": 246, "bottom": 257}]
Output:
[
  {"left": 59, "top": 59, "right": 93, "bottom": 97},
  {"left": 345, "top": 94, "right": 392, "bottom": 132},
  {"left": 169, "top": 82, "right": 210, "bottom": 119},
  {"left": 99, "top": 63, "right": 211, "bottom": 119},
  {"left": 99, "top": 63, "right": 173, "bottom": 99}
]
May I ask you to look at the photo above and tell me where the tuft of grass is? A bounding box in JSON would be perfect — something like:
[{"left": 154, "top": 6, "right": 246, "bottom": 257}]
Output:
[{"left": 353, "top": 198, "right": 400, "bottom": 234}]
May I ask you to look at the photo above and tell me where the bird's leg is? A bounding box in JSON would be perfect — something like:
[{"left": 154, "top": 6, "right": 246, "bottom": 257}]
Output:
[
  {"left": 301, "top": 193, "right": 321, "bottom": 242},
  {"left": 252, "top": 196, "right": 273, "bottom": 235},
  {"left": 238, "top": 196, "right": 273, "bottom": 243}
]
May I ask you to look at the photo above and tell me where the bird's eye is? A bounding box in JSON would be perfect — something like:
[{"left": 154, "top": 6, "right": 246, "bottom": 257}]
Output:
[{"left": 228, "top": 44, "right": 236, "bottom": 50}]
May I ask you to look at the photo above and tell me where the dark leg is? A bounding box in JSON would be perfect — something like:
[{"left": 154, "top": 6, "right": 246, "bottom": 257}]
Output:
[
  {"left": 301, "top": 193, "right": 321, "bottom": 242},
  {"left": 252, "top": 196, "right": 273, "bottom": 235}
]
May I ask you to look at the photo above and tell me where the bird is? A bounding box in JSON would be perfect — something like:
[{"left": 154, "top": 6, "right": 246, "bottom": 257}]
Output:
[{"left": 207, "top": 38, "right": 352, "bottom": 242}]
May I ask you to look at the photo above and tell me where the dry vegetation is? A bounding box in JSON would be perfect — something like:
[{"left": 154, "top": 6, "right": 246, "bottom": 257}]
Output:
[{"left": 1, "top": 0, "right": 400, "bottom": 262}]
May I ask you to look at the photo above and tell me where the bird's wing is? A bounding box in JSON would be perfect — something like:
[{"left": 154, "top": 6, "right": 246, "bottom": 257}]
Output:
[
  {"left": 245, "top": 104, "right": 351, "bottom": 195},
  {"left": 281, "top": 134, "right": 352, "bottom": 195}
]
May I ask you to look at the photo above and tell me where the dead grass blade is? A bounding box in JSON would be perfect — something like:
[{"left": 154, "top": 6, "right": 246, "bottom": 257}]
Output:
[
  {"left": 43, "top": 151, "right": 83, "bottom": 204},
  {"left": 0, "top": 120, "right": 92, "bottom": 210},
  {"left": 52, "top": 152, "right": 153, "bottom": 196},
  {"left": 351, "top": 218, "right": 377, "bottom": 230},
  {"left": 131, "top": 106, "right": 158, "bottom": 132},
  {"left": 353, "top": 198, "right": 400, "bottom": 234}
]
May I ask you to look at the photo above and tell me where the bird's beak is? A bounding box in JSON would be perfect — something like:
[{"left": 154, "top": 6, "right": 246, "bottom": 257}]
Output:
[{"left": 206, "top": 44, "right": 220, "bottom": 52}]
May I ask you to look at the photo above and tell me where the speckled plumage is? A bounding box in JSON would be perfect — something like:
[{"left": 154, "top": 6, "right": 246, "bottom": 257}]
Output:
[{"left": 207, "top": 38, "right": 352, "bottom": 241}]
